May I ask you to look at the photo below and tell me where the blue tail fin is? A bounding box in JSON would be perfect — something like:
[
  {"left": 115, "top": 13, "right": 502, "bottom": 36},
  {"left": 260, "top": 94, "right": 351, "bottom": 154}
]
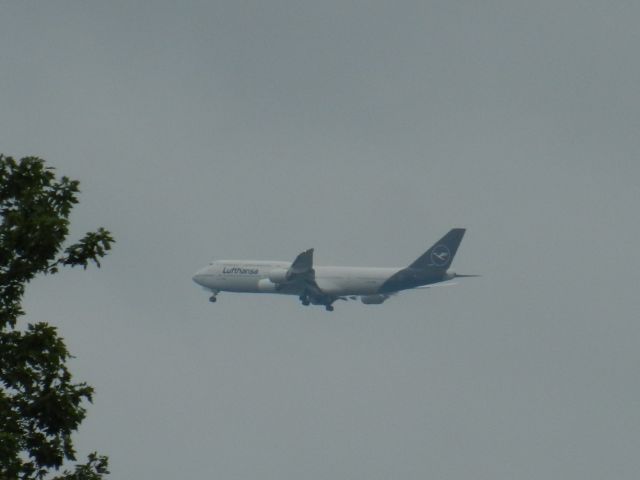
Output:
[{"left": 409, "top": 228, "right": 466, "bottom": 271}]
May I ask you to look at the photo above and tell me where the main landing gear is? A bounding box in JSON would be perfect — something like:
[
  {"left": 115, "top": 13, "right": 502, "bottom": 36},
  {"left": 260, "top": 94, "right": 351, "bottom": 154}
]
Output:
[
  {"left": 209, "top": 292, "right": 218, "bottom": 303},
  {"left": 299, "top": 294, "right": 335, "bottom": 311}
]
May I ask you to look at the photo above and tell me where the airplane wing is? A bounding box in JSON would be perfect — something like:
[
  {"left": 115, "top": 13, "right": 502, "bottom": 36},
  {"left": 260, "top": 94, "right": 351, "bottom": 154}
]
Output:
[
  {"left": 342, "top": 282, "right": 460, "bottom": 303},
  {"left": 278, "top": 249, "right": 336, "bottom": 305},
  {"left": 275, "top": 248, "right": 318, "bottom": 292},
  {"left": 287, "top": 248, "right": 315, "bottom": 281}
]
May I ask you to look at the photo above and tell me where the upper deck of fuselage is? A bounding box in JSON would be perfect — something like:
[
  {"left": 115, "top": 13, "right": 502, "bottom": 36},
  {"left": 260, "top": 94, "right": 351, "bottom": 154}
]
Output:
[
  {"left": 210, "top": 260, "right": 399, "bottom": 278},
  {"left": 194, "top": 260, "right": 405, "bottom": 296}
]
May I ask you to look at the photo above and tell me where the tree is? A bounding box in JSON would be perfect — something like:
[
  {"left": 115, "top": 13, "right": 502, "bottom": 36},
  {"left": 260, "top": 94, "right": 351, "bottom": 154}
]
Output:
[{"left": 1, "top": 155, "right": 114, "bottom": 479}]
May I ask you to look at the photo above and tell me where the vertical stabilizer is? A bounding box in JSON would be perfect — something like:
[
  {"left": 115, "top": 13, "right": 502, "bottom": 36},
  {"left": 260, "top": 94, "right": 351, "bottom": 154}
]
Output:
[{"left": 408, "top": 228, "right": 466, "bottom": 271}]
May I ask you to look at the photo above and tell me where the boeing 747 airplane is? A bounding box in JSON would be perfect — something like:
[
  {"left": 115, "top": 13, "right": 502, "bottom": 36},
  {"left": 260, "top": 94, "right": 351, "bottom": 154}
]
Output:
[{"left": 192, "top": 228, "right": 477, "bottom": 311}]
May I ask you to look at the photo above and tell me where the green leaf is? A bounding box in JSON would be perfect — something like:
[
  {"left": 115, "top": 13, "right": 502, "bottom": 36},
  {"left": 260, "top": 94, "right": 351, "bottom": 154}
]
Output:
[{"left": 1, "top": 154, "right": 113, "bottom": 479}]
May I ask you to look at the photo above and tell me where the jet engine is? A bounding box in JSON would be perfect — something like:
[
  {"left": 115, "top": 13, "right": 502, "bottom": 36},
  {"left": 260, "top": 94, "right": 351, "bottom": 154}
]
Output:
[
  {"left": 257, "top": 278, "right": 277, "bottom": 293},
  {"left": 360, "top": 294, "right": 389, "bottom": 305},
  {"left": 267, "top": 268, "right": 289, "bottom": 284}
]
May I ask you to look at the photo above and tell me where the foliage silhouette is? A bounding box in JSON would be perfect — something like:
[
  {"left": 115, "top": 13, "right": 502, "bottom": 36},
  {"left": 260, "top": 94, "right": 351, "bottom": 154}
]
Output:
[{"left": 1, "top": 155, "right": 113, "bottom": 479}]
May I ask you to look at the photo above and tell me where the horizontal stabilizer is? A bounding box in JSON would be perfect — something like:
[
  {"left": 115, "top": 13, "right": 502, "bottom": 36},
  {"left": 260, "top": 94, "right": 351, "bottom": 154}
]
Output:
[{"left": 414, "top": 282, "right": 458, "bottom": 289}]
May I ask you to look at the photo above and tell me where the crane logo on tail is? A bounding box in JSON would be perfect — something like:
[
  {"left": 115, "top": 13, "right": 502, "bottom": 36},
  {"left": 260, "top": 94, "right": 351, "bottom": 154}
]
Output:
[{"left": 430, "top": 245, "right": 451, "bottom": 267}]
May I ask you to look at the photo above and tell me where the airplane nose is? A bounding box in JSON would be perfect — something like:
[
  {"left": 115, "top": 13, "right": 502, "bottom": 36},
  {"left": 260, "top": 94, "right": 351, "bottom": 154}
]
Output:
[{"left": 192, "top": 267, "right": 208, "bottom": 286}]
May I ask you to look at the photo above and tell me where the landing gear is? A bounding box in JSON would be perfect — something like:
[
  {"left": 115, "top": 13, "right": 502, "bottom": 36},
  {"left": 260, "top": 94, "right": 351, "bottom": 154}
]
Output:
[
  {"left": 299, "top": 291, "right": 335, "bottom": 311},
  {"left": 209, "top": 294, "right": 218, "bottom": 303},
  {"left": 299, "top": 294, "right": 311, "bottom": 306}
]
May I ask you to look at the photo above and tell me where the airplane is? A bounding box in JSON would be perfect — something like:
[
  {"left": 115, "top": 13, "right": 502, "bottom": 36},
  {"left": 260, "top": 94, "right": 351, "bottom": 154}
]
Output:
[{"left": 192, "top": 228, "right": 478, "bottom": 311}]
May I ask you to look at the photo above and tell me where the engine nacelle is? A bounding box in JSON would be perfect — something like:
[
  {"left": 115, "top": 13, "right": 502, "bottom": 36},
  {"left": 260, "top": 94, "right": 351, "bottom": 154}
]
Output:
[
  {"left": 257, "top": 278, "right": 278, "bottom": 293},
  {"left": 267, "top": 268, "right": 289, "bottom": 284},
  {"left": 361, "top": 294, "right": 389, "bottom": 305}
]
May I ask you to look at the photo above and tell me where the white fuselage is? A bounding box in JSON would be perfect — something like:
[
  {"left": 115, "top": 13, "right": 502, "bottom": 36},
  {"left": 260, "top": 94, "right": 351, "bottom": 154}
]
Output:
[
  {"left": 193, "top": 260, "right": 400, "bottom": 296},
  {"left": 193, "top": 229, "right": 469, "bottom": 309}
]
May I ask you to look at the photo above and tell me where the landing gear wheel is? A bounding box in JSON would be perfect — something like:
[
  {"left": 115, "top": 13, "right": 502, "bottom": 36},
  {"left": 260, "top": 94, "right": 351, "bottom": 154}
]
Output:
[
  {"left": 325, "top": 305, "right": 334, "bottom": 312},
  {"left": 302, "top": 299, "right": 310, "bottom": 306},
  {"left": 209, "top": 295, "right": 217, "bottom": 303}
]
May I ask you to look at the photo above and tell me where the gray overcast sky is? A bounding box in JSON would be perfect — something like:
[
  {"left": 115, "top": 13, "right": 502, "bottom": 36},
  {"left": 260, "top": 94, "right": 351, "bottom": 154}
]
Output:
[{"left": 2, "top": 1, "right": 639, "bottom": 479}]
